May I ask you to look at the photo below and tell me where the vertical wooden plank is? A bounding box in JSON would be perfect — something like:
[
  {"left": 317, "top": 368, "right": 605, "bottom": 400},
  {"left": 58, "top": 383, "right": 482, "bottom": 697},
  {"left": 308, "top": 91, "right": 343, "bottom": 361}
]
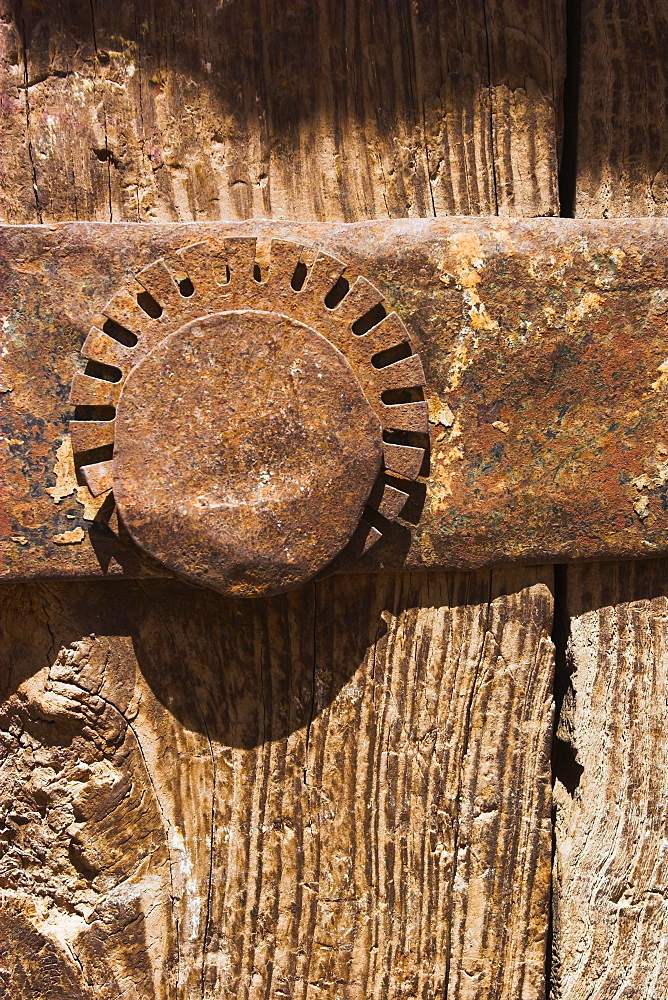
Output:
[
  {"left": 0, "top": 1, "right": 40, "bottom": 222},
  {"left": 554, "top": 6, "right": 668, "bottom": 994},
  {"left": 421, "top": 0, "right": 565, "bottom": 217},
  {"left": 0, "top": 582, "right": 180, "bottom": 999},
  {"left": 1, "top": 571, "right": 553, "bottom": 999},
  {"left": 307, "top": 570, "right": 554, "bottom": 1000},
  {"left": 0, "top": 2, "right": 565, "bottom": 996},
  {"left": 0, "top": 579, "right": 317, "bottom": 999},
  {"left": 553, "top": 562, "right": 668, "bottom": 999},
  {"left": 574, "top": 0, "right": 668, "bottom": 216}
]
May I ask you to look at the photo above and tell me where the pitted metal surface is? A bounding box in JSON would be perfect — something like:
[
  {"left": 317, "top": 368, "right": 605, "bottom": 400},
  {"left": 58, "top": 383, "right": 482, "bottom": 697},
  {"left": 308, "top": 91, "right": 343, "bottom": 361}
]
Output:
[
  {"left": 62, "top": 234, "right": 427, "bottom": 593},
  {"left": 113, "top": 311, "right": 383, "bottom": 596},
  {"left": 2, "top": 218, "right": 668, "bottom": 585}
]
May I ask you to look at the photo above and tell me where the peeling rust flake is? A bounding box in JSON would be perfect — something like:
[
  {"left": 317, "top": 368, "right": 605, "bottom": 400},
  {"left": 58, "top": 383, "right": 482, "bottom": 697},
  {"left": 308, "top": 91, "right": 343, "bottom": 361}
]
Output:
[{"left": 1, "top": 218, "right": 668, "bottom": 588}]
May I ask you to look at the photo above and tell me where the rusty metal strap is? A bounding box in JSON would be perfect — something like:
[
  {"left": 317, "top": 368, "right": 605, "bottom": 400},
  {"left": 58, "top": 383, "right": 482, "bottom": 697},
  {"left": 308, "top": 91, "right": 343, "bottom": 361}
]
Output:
[{"left": 1, "top": 219, "right": 667, "bottom": 587}]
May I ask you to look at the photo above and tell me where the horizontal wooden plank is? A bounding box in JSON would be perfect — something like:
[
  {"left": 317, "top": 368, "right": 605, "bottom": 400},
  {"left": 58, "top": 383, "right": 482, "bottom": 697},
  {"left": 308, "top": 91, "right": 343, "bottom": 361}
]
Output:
[{"left": 1, "top": 218, "right": 667, "bottom": 583}]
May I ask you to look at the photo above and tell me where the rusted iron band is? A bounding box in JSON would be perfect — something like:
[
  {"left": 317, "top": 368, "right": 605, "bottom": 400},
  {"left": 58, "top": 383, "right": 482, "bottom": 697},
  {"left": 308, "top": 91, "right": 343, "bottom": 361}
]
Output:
[{"left": 1, "top": 218, "right": 667, "bottom": 583}]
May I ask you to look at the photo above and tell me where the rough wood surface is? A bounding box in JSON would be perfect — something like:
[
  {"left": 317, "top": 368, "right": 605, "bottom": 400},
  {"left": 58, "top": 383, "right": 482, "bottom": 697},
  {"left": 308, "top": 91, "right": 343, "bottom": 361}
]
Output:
[
  {"left": 0, "top": 570, "right": 554, "bottom": 999},
  {"left": 552, "top": 5, "right": 668, "bottom": 994},
  {"left": 575, "top": 0, "right": 668, "bottom": 216},
  {"left": 553, "top": 561, "right": 668, "bottom": 1000},
  {"left": 0, "top": 2, "right": 564, "bottom": 996},
  {"left": 0, "top": 0, "right": 564, "bottom": 224}
]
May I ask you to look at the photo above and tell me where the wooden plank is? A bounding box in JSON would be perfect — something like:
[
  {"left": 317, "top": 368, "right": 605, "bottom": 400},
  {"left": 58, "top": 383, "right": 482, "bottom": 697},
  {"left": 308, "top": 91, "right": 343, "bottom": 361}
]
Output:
[
  {"left": 0, "top": 0, "right": 564, "bottom": 224},
  {"left": 554, "top": 4, "right": 668, "bottom": 995},
  {"left": 309, "top": 570, "right": 554, "bottom": 1000},
  {"left": 575, "top": 0, "right": 668, "bottom": 217},
  {"left": 553, "top": 561, "right": 668, "bottom": 998},
  {"left": 0, "top": 3, "right": 563, "bottom": 996},
  {"left": 0, "top": 569, "right": 553, "bottom": 998},
  {"left": 0, "top": 2, "right": 40, "bottom": 223}
]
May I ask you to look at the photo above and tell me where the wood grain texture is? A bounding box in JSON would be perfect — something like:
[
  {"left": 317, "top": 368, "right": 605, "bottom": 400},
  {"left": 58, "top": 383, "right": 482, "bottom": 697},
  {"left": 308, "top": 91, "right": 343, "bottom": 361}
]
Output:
[
  {"left": 0, "top": 570, "right": 554, "bottom": 999},
  {"left": 575, "top": 0, "right": 668, "bottom": 216},
  {"left": 553, "top": 8, "right": 668, "bottom": 993},
  {"left": 0, "top": 0, "right": 565, "bottom": 224},
  {"left": 0, "top": 2, "right": 563, "bottom": 995},
  {"left": 553, "top": 561, "right": 668, "bottom": 1000}
]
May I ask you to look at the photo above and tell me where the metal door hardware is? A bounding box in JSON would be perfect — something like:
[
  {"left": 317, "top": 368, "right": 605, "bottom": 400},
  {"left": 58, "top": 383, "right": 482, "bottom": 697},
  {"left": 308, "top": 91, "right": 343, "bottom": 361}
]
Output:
[
  {"left": 2, "top": 218, "right": 667, "bottom": 592},
  {"left": 69, "top": 238, "right": 427, "bottom": 596}
]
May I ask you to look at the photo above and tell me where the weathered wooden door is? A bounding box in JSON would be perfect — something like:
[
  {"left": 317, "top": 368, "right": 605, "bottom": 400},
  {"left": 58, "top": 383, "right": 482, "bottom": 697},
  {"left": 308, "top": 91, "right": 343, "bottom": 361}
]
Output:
[{"left": 1, "top": 3, "right": 667, "bottom": 998}]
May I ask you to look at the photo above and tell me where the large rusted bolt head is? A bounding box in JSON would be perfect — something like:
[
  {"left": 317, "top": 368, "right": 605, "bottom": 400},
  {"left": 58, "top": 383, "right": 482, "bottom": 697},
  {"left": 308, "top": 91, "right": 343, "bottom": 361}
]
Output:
[
  {"left": 113, "top": 310, "right": 383, "bottom": 596},
  {"left": 69, "top": 239, "right": 429, "bottom": 595}
]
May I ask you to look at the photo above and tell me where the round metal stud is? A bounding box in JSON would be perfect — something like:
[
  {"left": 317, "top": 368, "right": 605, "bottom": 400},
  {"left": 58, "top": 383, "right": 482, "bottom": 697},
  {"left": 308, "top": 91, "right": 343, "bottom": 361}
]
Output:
[
  {"left": 69, "top": 237, "right": 429, "bottom": 595},
  {"left": 113, "top": 311, "right": 382, "bottom": 596}
]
